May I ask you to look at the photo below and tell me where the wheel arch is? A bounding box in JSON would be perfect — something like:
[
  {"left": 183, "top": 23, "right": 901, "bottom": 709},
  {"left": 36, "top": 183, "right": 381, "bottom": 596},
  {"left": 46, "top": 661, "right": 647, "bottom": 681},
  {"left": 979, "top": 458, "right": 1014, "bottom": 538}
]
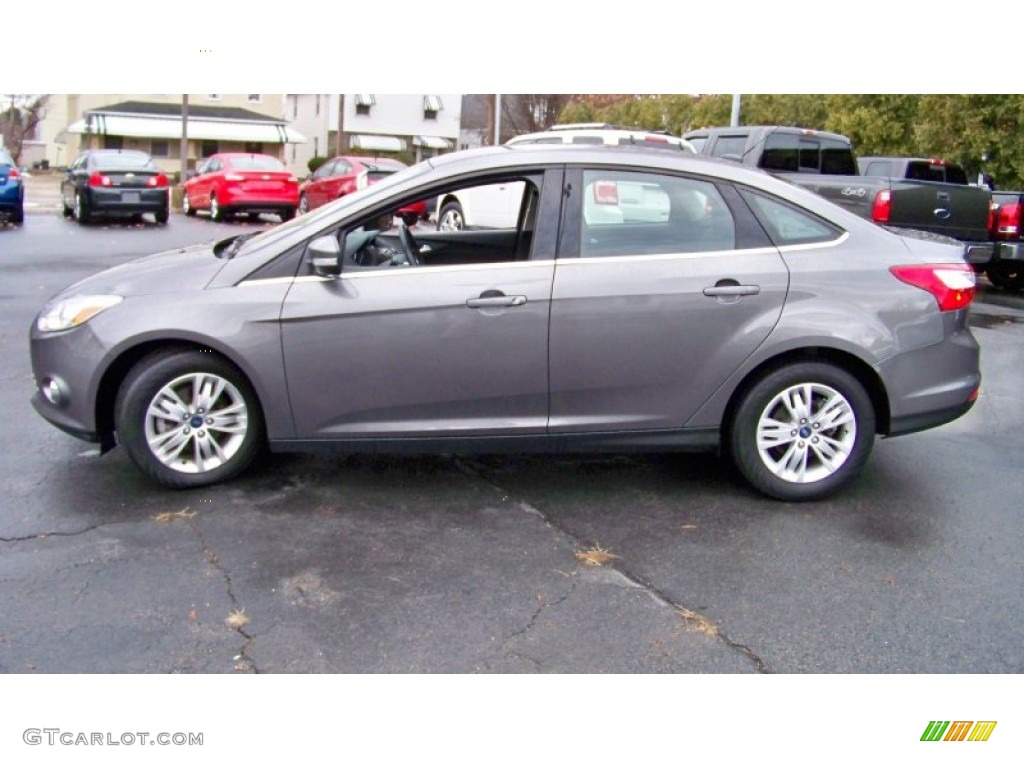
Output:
[
  {"left": 94, "top": 338, "right": 268, "bottom": 444},
  {"left": 721, "top": 346, "right": 891, "bottom": 442}
]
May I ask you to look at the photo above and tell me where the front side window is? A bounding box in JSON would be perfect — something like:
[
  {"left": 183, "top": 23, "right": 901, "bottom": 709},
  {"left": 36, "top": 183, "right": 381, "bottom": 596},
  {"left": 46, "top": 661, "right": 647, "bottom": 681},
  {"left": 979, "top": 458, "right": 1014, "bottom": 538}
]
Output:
[{"left": 580, "top": 170, "right": 736, "bottom": 257}]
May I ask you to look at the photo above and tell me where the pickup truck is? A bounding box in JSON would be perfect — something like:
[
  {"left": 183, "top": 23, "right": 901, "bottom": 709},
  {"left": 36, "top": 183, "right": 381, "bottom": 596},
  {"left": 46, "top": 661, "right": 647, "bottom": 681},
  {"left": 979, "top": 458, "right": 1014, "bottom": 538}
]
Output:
[
  {"left": 682, "top": 126, "right": 993, "bottom": 264},
  {"left": 984, "top": 191, "right": 1024, "bottom": 292}
]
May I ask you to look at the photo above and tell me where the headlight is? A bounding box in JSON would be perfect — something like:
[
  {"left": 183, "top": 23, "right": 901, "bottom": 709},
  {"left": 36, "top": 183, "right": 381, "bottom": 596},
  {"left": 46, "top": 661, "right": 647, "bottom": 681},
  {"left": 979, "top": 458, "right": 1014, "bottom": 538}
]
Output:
[{"left": 36, "top": 295, "right": 123, "bottom": 333}]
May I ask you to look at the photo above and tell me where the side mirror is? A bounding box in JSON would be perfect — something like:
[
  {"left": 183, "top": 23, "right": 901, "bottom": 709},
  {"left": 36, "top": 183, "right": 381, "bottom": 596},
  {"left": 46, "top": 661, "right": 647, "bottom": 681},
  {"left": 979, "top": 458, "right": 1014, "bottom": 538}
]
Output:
[{"left": 309, "top": 235, "right": 341, "bottom": 277}]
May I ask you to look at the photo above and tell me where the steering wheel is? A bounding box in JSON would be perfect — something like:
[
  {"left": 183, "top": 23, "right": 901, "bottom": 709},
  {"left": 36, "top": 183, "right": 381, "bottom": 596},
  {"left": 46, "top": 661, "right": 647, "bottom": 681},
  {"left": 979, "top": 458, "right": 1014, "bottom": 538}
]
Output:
[{"left": 398, "top": 223, "right": 421, "bottom": 267}]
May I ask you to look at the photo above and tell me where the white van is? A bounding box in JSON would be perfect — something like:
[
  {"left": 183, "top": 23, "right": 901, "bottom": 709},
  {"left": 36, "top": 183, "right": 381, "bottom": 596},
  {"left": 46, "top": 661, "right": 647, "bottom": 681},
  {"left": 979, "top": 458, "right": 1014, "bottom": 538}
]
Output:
[{"left": 435, "top": 125, "right": 695, "bottom": 231}]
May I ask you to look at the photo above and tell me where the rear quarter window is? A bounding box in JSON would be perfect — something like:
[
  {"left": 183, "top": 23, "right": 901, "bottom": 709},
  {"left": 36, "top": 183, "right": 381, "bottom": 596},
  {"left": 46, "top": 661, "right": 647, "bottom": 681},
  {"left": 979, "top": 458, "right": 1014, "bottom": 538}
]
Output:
[{"left": 740, "top": 190, "right": 843, "bottom": 246}]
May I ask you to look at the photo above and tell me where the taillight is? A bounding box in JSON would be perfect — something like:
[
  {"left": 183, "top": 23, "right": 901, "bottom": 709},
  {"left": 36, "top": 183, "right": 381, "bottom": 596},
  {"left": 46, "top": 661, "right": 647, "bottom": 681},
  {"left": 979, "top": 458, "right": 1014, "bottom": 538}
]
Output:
[
  {"left": 593, "top": 180, "right": 619, "bottom": 205},
  {"left": 88, "top": 172, "right": 112, "bottom": 187},
  {"left": 987, "top": 201, "right": 999, "bottom": 236},
  {"left": 147, "top": 173, "right": 169, "bottom": 187},
  {"left": 224, "top": 174, "right": 245, "bottom": 182},
  {"left": 7, "top": 167, "right": 20, "bottom": 180},
  {"left": 890, "top": 263, "right": 976, "bottom": 312},
  {"left": 997, "top": 202, "right": 1020, "bottom": 237},
  {"left": 872, "top": 189, "right": 891, "bottom": 223}
]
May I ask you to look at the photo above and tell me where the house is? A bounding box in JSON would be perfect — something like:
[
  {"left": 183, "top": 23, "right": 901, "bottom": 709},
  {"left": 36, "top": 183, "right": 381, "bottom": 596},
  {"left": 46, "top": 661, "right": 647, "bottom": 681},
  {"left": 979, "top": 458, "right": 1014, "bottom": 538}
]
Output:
[
  {"left": 284, "top": 94, "right": 461, "bottom": 175},
  {"left": 39, "top": 95, "right": 305, "bottom": 172}
]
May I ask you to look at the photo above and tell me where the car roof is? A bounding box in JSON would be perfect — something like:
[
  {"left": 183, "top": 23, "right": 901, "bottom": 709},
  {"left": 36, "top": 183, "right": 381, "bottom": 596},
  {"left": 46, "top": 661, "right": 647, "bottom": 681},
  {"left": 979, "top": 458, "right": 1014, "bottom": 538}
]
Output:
[{"left": 508, "top": 127, "right": 694, "bottom": 151}]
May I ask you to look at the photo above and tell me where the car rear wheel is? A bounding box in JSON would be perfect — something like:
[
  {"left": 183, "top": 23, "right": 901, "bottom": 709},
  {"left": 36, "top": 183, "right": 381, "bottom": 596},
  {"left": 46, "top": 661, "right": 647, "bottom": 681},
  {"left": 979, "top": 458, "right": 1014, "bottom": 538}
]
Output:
[
  {"left": 11, "top": 203, "right": 24, "bottom": 225},
  {"left": 115, "top": 350, "right": 265, "bottom": 489},
  {"left": 987, "top": 262, "right": 1023, "bottom": 292},
  {"left": 74, "top": 192, "right": 91, "bottom": 225},
  {"left": 209, "top": 194, "right": 225, "bottom": 222},
  {"left": 155, "top": 207, "right": 169, "bottom": 225},
  {"left": 437, "top": 201, "right": 464, "bottom": 231},
  {"left": 729, "top": 362, "right": 875, "bottom": 501}
]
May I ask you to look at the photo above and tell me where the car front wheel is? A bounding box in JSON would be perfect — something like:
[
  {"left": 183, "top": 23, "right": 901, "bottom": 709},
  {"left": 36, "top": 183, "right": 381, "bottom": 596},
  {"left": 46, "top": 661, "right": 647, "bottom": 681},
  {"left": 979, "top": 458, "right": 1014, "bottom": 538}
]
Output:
[
  {"left": 115, "top": 350, "right": 265, "bottom": 488},
  {"left": 728, "top": 362, "right": 875, "bottom": 501}
]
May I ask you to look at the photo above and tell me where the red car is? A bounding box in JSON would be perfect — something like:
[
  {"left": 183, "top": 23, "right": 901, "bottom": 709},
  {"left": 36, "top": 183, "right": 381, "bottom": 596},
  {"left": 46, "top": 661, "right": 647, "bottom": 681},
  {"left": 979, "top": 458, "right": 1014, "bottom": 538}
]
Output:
[
  {"left": 298, "top": 156, "right": 426, "bottom": 224},
  {"left": 183, "top": 153, "right": 299, "bottom": 222}
]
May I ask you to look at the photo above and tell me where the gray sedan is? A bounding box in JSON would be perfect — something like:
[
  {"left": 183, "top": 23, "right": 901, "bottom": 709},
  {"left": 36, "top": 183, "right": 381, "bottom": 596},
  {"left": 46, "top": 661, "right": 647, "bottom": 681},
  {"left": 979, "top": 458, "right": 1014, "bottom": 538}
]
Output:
[{"left": 30, "top": 145, "right": 981, "bottom": 501}]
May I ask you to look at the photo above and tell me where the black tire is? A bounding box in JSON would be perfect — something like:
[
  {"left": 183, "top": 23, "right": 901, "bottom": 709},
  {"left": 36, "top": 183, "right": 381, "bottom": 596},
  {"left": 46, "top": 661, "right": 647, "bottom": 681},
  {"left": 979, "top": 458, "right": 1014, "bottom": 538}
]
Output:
[
  {"left": 298, "top": 194, "right": 309, "bottom": 215},
  {"left": 437, "top": 200, "right": 464, "bottom": 231},
  {"left": 62, "top": 198, "right": 73, "bottom": 218},
  {"left": 154, "top": 207, "right": 169, "bottom": 225},
  {"left": 11, "top": 203, "right": 24, "bottom": 225},
  {"left": 74, "top": 192, "right": 91, "bottom": 225},
  {"left": 987, "top": 262, "right": 1023, "bottom": 292},
  {"left": 400, "top": 212, "right": 419, "bottom": 227},
  {"left": 728, "top": 362, "right": 875, "bottom": 502},
  {"left": 115, "top": 349, "right": 265, "bottom": 489},
  {"left": 279, "top": 208, "right": 295, "bottom": 222},
  {"left": 209, "top": 194, "right": 225, "bottom": 222},
  {"left": 182, "top": 192, "right": 196, "bottom": 217}
]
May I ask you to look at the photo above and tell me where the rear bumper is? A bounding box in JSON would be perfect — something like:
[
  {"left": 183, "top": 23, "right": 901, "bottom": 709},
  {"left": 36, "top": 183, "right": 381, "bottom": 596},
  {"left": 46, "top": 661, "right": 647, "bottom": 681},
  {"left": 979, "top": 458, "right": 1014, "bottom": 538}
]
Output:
[
  {"left": 219, "top": 187, "right": 298, "bottom": 210},
  {"left": 964, "top": 241, "right": 995, "bottom": 265},
  {"left": 992, "top": 241, "right": 1024, "bottom": 262},
  {"left": 86, "top": 187, "right": 169, "bottom": 214}
]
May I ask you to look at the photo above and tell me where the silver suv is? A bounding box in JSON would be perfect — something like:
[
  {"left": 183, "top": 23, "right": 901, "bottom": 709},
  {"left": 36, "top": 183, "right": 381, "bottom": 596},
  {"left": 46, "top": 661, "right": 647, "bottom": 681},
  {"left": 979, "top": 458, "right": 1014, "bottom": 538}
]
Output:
[{"left": 30, "top": 144, "right": 980, "bottom": 500}]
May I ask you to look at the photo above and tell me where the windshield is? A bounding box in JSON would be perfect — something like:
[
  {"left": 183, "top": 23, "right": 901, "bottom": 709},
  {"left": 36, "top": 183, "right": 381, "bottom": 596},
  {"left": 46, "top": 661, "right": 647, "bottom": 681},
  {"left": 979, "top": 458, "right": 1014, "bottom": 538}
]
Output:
[{"left": 232, "top": 158, "right": 434, "bottom": 256}]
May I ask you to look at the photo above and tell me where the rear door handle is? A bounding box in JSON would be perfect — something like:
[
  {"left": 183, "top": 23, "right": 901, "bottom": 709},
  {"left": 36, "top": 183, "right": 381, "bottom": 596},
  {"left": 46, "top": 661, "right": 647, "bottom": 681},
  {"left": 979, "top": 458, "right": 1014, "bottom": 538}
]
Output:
[{"left": 703, "top": 284, "right": 760, "bottom": 297}]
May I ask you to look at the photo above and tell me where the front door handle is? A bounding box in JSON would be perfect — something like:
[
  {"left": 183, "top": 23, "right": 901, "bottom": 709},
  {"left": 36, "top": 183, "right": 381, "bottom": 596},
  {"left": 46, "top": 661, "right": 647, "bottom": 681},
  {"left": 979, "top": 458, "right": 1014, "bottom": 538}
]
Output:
[
  {"left": 703, "top": 284, "right": 760, "bottom": 297},
  {"left": 466, "top": 294, "right": 528, "bottom": 309}
]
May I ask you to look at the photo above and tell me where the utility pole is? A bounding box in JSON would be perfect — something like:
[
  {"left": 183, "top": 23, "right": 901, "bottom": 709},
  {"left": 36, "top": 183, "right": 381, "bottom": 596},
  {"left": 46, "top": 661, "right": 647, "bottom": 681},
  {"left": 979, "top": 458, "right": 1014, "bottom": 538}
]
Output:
[
  {"left": 180, "top": 94, "right": 189, "bottom": 181},
  {"left": 494, "top": 94, "right": 502, "bottom": 145},
  {"left": 730, "top": 94, "right": 741, "bottom": 127}
]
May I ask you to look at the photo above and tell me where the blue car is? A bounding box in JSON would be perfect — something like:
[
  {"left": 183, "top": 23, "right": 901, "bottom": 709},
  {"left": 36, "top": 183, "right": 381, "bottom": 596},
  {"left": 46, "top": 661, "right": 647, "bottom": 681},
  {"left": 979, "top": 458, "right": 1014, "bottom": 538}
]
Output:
[{"left": 0, "top": 148, "right": 25, "bottom": 225}]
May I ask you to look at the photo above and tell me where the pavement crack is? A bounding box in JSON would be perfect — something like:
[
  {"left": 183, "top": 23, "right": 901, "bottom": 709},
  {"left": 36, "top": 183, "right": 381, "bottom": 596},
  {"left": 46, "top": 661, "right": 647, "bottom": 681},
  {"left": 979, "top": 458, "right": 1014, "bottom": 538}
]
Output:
[
  {"left": 1, "top": 521, "right": 114, "bottom": 543},
  {"left": 452, "top": 456, "right": 771, "bottom": 673},
  {"left": 184, "top": 517, "right": 261, "bottom": 674}
]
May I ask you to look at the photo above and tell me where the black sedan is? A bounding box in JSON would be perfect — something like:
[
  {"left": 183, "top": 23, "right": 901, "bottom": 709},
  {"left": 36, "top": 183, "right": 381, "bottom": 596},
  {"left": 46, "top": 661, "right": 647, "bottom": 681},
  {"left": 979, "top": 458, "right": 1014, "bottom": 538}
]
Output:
[{"left": 61, "top": 149, "right": 170, "bottom": 225}]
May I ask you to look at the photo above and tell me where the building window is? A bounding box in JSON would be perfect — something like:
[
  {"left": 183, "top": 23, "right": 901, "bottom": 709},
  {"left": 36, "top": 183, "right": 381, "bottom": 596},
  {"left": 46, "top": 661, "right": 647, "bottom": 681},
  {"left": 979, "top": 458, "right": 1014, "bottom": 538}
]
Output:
[
  {"left": 423, "top": 95, "right": 443, "bottom": 121},
  {"left": 103, "top": 135, "right": 123, "bottom": 150},
  {"left": 244, "top": 142, "right": 262, "bottom": 154},
  {"left": 355, "top": 94, "right": 376, "bottom": 116},
  {"left": 206, "top": 94, "right": 222, "bottom": 101},
  {"left": 247, "top": 94, "right": 262, "bottom": 104},
  {"left": 151, "top": 140, "right": 170, "bottom": 157},
  {"left": 201, "top": 140, "right": 218, "bottom": 157}
]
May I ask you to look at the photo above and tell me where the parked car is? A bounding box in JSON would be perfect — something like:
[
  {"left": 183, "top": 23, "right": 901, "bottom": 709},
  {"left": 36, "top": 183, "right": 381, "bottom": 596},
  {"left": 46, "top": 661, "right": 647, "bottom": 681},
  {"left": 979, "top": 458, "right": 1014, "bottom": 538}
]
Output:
[
  {"left": 183, "top": 153, "right": 298, "bottom": 222},
  {"left": 436, "top": 126, "right": 696, "bottom": 231},
  {"left": 61, "top": 149, "right": 170, "bottom": 225},
  {"left": 984, "top": 190, "right": 1024, "bottom": 291},
  {"left": 0, "top": 148, "right": 25, "bottom": 225},
  {"left": 30, "top": 144, "right": 980, "bottom": 501},
  {"left": 298, "top": 155, "right": 426, "bottom": 224}
]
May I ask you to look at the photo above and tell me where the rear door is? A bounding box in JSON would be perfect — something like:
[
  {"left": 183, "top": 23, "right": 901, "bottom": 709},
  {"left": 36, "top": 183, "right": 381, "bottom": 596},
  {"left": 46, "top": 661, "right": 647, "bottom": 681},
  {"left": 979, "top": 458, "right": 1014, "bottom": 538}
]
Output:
[{"left": 548, "top": 167, "right": 790, "bottom": 432}]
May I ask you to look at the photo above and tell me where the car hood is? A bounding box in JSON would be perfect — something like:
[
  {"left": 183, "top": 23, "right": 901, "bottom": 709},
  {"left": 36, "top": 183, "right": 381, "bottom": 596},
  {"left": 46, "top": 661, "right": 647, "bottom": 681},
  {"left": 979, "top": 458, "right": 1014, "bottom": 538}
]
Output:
[{"left": 56, "top": 241, "right": 228, "bottom": 299}]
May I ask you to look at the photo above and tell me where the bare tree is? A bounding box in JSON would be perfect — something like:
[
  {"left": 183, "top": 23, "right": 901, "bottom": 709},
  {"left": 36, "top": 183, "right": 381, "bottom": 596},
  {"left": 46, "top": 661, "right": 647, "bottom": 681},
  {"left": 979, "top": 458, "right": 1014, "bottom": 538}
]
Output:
[
  {"left": 1, "top": 94, "right": 48, "bottom": 164},
  {"left": 498, "top": 95, "right": 576, "bottom": 141}
]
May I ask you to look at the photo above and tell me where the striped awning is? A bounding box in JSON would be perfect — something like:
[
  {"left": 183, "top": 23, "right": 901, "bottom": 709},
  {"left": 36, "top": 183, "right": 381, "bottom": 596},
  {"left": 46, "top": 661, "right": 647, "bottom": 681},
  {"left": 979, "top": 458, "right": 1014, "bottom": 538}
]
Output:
[
  {"left": 422, "top": 95, "right": 443, "bottom": 112},
  {"left": 349, "top": 134, "right": 406, "bottom": 152},
  {"left": 67, "top": 114, "right": 306, "bottom": 144},
  {"left": 354, "top": 94, "right": 376, "bottom": 107},
  {"left": 413, "top": 135, "right": 453, "bottom": 150}
]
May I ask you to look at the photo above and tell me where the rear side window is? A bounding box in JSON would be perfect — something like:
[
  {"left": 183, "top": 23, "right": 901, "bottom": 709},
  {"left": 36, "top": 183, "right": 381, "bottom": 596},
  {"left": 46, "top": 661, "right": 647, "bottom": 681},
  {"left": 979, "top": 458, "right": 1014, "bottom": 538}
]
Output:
[
  {"left": 740, "top": 190, "right": 843, "bottom": 246},
  {"left": 580, "top": 170, "right": 736, "bottom": 257}
]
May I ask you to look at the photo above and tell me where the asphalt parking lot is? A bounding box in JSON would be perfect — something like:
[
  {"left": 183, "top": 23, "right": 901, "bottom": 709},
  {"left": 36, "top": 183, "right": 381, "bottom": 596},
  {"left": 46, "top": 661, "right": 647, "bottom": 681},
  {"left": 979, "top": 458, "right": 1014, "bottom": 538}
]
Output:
[{"left": 2, "top": 202, "right": 1023, "bottom": 674}]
